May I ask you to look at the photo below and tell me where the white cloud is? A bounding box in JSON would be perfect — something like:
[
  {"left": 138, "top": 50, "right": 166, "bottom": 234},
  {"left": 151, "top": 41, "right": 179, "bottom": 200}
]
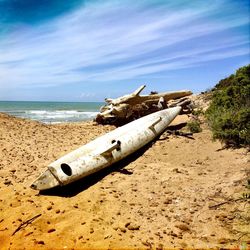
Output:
[
  {"left": 80, "top": 92, "right": 95, "bottom": 98},
  {"left": 0, "top": 0, "right": 249, "bottom": 90}
]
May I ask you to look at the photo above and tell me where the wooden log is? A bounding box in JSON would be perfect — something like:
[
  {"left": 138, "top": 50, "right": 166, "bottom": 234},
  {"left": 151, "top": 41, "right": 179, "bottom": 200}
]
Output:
[
  {"left": 95, "top": 85, "right": 193, "bottom": 125},
  {"left": 168, "top": 97, "right": 189, "bottom": 106},
  {"left": 140, "top": 90, "right": 192, "bottom": 103},
  {"left": 105, "top": 85, "right": 192, "bottom": 106},
  {"left": 105, "top": 85, "right": 146, "bottom": 105},
  {"left": 169, "top": 99, "right": 191, "bottom": 108}
]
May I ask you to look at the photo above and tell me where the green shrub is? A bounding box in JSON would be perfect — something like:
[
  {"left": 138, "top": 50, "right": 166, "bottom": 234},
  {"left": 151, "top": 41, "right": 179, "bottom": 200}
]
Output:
[
  {"left": 192, "top": 108, "right": 204, "bottom": 116},
  {"left": 187, "top": 121, "right": 202, "bottom": 133},
  {"left": 206, "top": 65, "right": 250, "bottom": 147}
]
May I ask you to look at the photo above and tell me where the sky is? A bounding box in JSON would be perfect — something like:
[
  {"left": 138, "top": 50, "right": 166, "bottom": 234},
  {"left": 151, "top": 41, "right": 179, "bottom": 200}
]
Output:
[{"left": 0, "top": 0, "right": 249, "bottom": 102}]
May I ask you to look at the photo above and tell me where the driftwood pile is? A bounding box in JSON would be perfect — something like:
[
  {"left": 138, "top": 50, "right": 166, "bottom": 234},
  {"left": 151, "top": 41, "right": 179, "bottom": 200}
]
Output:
[{"left": 95, "top": 85, "right": 193, "bottom": 125}]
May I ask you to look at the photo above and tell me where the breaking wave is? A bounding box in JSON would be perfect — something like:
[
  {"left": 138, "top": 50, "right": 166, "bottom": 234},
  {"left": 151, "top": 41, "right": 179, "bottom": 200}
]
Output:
[{"left": 6, "top": 110, "right": 98, "bottom": 123}]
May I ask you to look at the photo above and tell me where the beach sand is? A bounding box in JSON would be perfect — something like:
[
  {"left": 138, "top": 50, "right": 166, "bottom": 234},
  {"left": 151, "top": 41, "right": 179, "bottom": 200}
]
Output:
[{"left": 0, "top": 112, "right": 249, "bottom": 249}]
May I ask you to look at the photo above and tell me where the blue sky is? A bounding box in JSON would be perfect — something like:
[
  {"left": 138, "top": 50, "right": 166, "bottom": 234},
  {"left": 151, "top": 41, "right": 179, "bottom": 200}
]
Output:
[{"left": 0, "top": 0, "right": 249, "bottom": 101}]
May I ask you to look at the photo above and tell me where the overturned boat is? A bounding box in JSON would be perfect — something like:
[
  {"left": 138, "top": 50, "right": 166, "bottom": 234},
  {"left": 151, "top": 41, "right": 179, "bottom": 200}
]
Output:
[{"left": 31, "top": 107, "right": 181, "bottom": 190}]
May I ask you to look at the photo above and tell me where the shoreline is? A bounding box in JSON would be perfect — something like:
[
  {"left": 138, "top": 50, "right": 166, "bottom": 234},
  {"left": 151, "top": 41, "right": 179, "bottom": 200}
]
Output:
[
  {"left": 0, "top": 111, "right": 99, "bottom": 125},
  {"left": 0, "top": 100, "right": 103, "bottom": 124},
  {"left": 0, "top": 112, "right": 249, "bottom": 249}
]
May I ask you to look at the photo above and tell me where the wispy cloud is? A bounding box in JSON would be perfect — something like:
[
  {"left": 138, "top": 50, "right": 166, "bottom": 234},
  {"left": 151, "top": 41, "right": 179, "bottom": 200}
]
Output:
[{"left": 0, "top": 0, "right": 249, "bottom": 94}]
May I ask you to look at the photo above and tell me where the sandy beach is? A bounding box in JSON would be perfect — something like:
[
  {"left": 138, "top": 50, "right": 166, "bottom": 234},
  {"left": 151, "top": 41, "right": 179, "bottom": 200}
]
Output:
[{"left": 0, "top": 112, "right": 249, "bottom": 249}]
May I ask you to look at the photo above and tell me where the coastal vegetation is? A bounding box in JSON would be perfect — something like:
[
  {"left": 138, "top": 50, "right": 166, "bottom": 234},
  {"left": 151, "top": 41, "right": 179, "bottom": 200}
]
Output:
[
  {"left": 187, "top": 120, "right": 202, "bottom": 133},
  {"left": 206, "top": 64, "right": 250, "bottom": 147}
]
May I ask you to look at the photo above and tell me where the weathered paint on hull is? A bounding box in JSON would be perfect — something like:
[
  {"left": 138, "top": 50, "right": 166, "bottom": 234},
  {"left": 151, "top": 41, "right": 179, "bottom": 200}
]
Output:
[{"left": 31, "top": 107, "right": 181, "bottom": 190}]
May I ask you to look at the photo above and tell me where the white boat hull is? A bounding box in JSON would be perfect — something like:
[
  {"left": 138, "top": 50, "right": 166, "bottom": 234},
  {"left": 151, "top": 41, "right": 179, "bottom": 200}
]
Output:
[{"left": 31, "top": 107, "right": 181, "bottom": 190}]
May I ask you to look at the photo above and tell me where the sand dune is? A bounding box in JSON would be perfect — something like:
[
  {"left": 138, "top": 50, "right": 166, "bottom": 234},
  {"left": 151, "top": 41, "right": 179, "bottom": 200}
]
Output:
[{"left": 0, "top": 112, "right": 249, "bottom": 249}]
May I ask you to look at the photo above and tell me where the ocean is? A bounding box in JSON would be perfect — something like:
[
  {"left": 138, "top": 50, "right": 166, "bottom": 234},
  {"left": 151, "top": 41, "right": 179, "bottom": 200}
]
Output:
[{"left": 0, "top": 101, "right": 104, "bottom": 124}]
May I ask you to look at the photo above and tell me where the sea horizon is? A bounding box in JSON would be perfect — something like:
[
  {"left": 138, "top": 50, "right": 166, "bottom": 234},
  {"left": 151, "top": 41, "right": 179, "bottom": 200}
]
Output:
[{"left": 0, "top": 100, "right": 104, "bottom": 124}]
